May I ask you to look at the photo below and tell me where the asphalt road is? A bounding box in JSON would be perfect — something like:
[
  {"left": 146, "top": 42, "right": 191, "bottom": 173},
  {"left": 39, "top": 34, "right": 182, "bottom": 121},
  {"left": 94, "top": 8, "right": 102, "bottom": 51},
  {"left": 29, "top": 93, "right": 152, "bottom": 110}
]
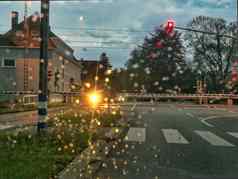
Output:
[{"left": 96, "top": 103, "right": 238, "bottom": 179}]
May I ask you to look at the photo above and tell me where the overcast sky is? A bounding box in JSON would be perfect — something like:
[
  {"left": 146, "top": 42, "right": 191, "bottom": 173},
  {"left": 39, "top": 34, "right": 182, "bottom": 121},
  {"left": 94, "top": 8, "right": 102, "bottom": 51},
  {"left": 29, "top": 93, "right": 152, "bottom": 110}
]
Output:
[{"left": 0, "top": 0, "right": 236, "bottom": 67}]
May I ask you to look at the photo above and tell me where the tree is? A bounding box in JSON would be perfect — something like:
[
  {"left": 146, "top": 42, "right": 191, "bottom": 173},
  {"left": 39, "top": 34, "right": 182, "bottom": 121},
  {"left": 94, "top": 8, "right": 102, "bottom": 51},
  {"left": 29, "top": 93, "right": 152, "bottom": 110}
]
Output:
[
  {"left": 125, "top": 27, "right": 193, "bottom": 93},
  {"left": 97, "top": 52, "right": 112, "bottom": 93},
  {"left": 185, "top": 16, "right": 237, "bottom": 92},
  {"left": 110, "top": 68, "right": 129, "bottom": 93}
]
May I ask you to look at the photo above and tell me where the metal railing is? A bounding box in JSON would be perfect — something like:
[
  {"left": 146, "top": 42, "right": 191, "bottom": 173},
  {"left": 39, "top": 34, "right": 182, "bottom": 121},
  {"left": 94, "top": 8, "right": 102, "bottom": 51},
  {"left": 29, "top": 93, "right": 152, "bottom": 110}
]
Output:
[{"left": 119, "top": 93, "right": 238, "bottom": 99}]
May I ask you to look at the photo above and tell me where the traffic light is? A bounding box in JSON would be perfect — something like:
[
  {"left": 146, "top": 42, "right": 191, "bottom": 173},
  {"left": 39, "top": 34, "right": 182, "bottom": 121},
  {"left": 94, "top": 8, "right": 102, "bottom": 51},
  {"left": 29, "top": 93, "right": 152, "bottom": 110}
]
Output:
[
  {"left": 232, "top": 70, "right": 238, "bottom": 82},
  {"left": 232, "top": 61, "right": 238, "bottom": 82},
  {"left": 48, "top": 70, "right": 53, "bottom": 81},
  {"left": 165, "top": 19, "right": 175, "bottom": 34}
]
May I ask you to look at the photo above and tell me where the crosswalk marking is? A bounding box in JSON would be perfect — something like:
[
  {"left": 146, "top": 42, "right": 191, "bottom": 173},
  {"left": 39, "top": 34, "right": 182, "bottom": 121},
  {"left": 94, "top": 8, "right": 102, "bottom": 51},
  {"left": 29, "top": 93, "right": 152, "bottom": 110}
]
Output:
[
  {"left": 124, "top": 127, "right": 238, "bottom": 147},
  {"left": 195, "top": 130, "right": 234, "bottom": 147},
  {"left": 227, "top": 132, "right": 238, "bottom": 139},
  {"left": 162, "top": 129, "right": 189, "bottom": 144},
  {"left": 125, "top": 128, "right": 146, "bottom": 142}
]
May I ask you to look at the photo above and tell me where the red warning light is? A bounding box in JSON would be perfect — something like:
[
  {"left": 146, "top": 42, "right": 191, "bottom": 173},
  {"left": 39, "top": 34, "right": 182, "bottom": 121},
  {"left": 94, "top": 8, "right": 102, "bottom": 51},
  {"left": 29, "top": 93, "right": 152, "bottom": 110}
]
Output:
[{"left": 165, "top": 19, "right": 175, "bottom": 34}]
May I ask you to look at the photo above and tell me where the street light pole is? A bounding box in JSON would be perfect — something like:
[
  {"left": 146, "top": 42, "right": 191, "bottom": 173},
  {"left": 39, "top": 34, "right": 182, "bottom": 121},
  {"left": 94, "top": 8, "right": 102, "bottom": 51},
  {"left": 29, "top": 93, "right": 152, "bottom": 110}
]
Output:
[
  {"left": 236, "top": 0, "right": 238, "bottom": 68},
  {"left": 38, "top": 0, "right": 50, "bottom": 132},
  {"left": 237, "top": 0, "right": 238, "bottom": 27}
]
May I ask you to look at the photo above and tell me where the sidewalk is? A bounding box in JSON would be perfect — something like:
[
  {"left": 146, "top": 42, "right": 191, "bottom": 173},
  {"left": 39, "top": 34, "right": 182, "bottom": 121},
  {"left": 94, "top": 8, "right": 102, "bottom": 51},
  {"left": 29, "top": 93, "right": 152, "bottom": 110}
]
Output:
[{"left": 0, "top": 106, "right": 70, "bottom": 131}]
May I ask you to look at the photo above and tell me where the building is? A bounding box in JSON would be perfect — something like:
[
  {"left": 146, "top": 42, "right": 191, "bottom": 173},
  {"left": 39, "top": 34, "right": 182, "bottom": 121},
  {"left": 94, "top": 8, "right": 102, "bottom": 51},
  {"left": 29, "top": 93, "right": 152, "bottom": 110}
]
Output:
[
  {"left": 80, "top": 57, "right": 112, "bottom": 93},
  {"left": 81, "top": 60, "right": 98, "bottom": 83},
  {"left": 0, "top": 11, "right": 82, "bottom": 102},
  {"left": 80, "top": 59, "right": 99, "bottom": 93}
]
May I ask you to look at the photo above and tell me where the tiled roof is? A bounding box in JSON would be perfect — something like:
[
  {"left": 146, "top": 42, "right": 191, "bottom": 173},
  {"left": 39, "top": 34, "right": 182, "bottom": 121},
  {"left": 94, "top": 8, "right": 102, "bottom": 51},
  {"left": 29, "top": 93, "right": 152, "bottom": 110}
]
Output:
[
  {"left": 0, "top": 13, "right": 73, "bottom": 54},
  {"left": 0, "top": 35, "right": 15, "bottom": 46},
  {"left": 0, "top": 12, "right": 82, "bottom": 66}
]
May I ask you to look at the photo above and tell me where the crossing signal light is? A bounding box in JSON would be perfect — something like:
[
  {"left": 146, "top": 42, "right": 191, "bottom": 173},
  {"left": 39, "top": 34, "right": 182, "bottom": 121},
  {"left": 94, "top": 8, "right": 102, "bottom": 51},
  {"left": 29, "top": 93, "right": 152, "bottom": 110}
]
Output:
[
  {"left": 48, "top": 70, "right": 53, "bottom": 81},
  {"left": 232, "top": 61, "right": 238, "bottom": 82},
  {"left": 165, "top": 19, "right": 175, "bottom": 34},
  {"left": 232, "top": 71, "right": 238, "bottom": 82}
]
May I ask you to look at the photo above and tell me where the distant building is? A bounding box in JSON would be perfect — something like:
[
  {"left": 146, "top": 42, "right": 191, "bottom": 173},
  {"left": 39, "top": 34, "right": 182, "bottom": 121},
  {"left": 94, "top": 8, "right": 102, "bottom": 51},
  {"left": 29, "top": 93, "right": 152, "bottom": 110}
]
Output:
[
  {"left": 80, "top": 56, "right": 112, "bottom": 92},
  {"left": 0, "top": 11, "right": 82, "bottom": 101},
  {"left": 80, "top": 59, "right": 99, "bottom": 90}
]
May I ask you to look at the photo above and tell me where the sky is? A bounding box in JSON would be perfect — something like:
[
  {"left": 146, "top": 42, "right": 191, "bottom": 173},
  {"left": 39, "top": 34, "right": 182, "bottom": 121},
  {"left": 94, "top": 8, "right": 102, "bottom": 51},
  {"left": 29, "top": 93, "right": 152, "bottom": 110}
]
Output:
[{"left": 0, "top": 0, "right": 236, "bottom": 67}]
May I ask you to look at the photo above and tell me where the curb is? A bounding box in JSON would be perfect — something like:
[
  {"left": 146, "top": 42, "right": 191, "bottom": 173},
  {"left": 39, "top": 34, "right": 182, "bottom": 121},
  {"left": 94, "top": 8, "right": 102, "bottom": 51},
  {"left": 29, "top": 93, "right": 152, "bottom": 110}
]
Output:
[{"left": 58, "top": 126, "right": 129, "bottom": 179}]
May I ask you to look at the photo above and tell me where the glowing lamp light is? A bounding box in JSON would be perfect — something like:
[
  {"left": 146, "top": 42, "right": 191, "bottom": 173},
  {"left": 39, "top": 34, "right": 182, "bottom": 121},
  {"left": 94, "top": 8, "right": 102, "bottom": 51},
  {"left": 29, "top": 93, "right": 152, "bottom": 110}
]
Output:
[
  {"left": 105, "top": 78, "right": 110, "bottom": 83},
  {"left": 75, "top": 99, "right": 80, "bottom": 104},
  {"left": 104, "top": 97, "right": 108, "bottom": 102},
  {"left": 79, "top": 16, "right": 84, "bottom": 21},
  {"left": 88, "top": 91, "right": 101, "bottom": 107},
  {"left": 165, "top": 19, "right": 175, "bottom": 34},
  {"left": 106, "top": 69, "right": 112, "bottom": 75},
  {"left": 118, "top": 96, "right": 125, "bottom": 102},
  {"left": 168, "top": 22, "right": 173, "bottom": 28},
  {"left": 85, "top": 82, "right": 91, "bottom": 88}
]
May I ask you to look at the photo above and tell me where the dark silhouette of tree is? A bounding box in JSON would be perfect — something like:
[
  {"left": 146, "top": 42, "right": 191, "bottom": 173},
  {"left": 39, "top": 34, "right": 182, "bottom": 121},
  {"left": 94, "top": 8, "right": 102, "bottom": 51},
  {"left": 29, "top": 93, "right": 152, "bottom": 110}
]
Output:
[
  {"left": 97, "top": 52, "right": 112, "bottom": 91},
  {"left": 125, "top": 27, "right": 193, "bottom": 93},
  {"left": 110, "top": 68, "right": 129, "bottom": 93},
  {"left": 185, "top": 16, "right": 237, "bottom": 92}
]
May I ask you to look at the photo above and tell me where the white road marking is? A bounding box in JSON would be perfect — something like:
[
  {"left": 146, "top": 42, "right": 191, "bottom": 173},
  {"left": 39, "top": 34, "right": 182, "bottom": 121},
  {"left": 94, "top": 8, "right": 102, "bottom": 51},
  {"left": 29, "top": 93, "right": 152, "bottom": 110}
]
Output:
[
  {"left": 125, "top": 127, "right": 146, "bottom": 142},
  {"left": 131, "top": 103, "right": 137, "bottom": 111},
  {"left": 199, "top": 115, "right": 238, "bottom": 128},
  {"left": 195, "top": 130, "right": 234, "bottom": 147},
  {"left": 162, "top": 129, "right": 189, "bottom": 144},
  {"left": 227, "top": 132, "right": 238, "bottom": 139},
  {"left": 186, "top": 113, "right": 194, "bottom": 118},
  {"left": 199, "top": 117, "right": 215, "bottom": 127},
  {"left": 0, "top": 124, "right": 13, "bottom": 130}
]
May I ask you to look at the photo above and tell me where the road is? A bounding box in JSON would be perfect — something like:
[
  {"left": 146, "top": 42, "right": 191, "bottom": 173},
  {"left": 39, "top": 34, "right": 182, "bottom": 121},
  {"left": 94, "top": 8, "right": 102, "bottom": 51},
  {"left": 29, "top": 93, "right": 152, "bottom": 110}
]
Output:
[{"left": 96, "top": 103, "right": 238, "bottom": 179}]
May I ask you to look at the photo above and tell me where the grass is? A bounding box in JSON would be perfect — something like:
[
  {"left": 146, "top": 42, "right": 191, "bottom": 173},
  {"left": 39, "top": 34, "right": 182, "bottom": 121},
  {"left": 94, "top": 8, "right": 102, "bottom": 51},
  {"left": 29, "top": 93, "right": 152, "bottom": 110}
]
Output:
[
  {"left": 0, "top": 110, "right": 122, "bottom": 179},
  {"left": 97, "top": 110, "right": 122, "bottom": 127},
  {"left": 0, "top": 114, "right": 90, "bottom": 179}
]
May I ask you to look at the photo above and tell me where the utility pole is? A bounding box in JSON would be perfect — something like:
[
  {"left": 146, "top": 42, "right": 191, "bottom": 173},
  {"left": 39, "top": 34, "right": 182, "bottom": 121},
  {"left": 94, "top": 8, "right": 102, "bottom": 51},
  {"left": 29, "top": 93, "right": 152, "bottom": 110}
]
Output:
[
  {"left": 236, "top": 0, "right": 238, "bottom": 62},
  {"left": 38, "top": 0, "right": 50, "bottom": 132}
]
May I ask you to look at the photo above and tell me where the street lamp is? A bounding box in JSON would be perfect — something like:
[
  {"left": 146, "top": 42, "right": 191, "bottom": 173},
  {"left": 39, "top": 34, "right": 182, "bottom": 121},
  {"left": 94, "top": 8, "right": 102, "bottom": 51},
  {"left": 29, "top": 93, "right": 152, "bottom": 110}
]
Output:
[
  {"left": 237, "top": 0, "right": 238, "bottom": 27},
  {"left": 79, "top": 16, "right": 84, "bottom": 21},
  {"left": 106, "top": 69, "right": 112, "bottom": 75},
  {"left": 85, "top": 82, "right": 91, "bottom": 88},
  {"left": 236, "top": 0, "right": 238, "bottom": 56},
  {"left": 105, "top": 77, "right": 110, "bottom": 83},
  {"left": 88, "top": 91, "right": 101, "bottom": 108}
]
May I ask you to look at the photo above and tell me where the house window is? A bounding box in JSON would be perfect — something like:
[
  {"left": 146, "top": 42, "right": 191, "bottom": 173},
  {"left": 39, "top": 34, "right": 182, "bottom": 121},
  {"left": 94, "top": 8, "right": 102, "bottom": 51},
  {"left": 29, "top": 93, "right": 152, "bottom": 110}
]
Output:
[{"left": 2, "top": 58, "right": 16, "bottom": 68}]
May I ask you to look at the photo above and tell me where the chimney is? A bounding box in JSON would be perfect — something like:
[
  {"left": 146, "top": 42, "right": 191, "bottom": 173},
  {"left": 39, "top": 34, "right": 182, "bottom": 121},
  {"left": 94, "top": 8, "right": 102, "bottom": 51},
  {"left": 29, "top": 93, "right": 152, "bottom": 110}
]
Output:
[{"left": 11, "top": 11, "right": 18, "bottom": 31}]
